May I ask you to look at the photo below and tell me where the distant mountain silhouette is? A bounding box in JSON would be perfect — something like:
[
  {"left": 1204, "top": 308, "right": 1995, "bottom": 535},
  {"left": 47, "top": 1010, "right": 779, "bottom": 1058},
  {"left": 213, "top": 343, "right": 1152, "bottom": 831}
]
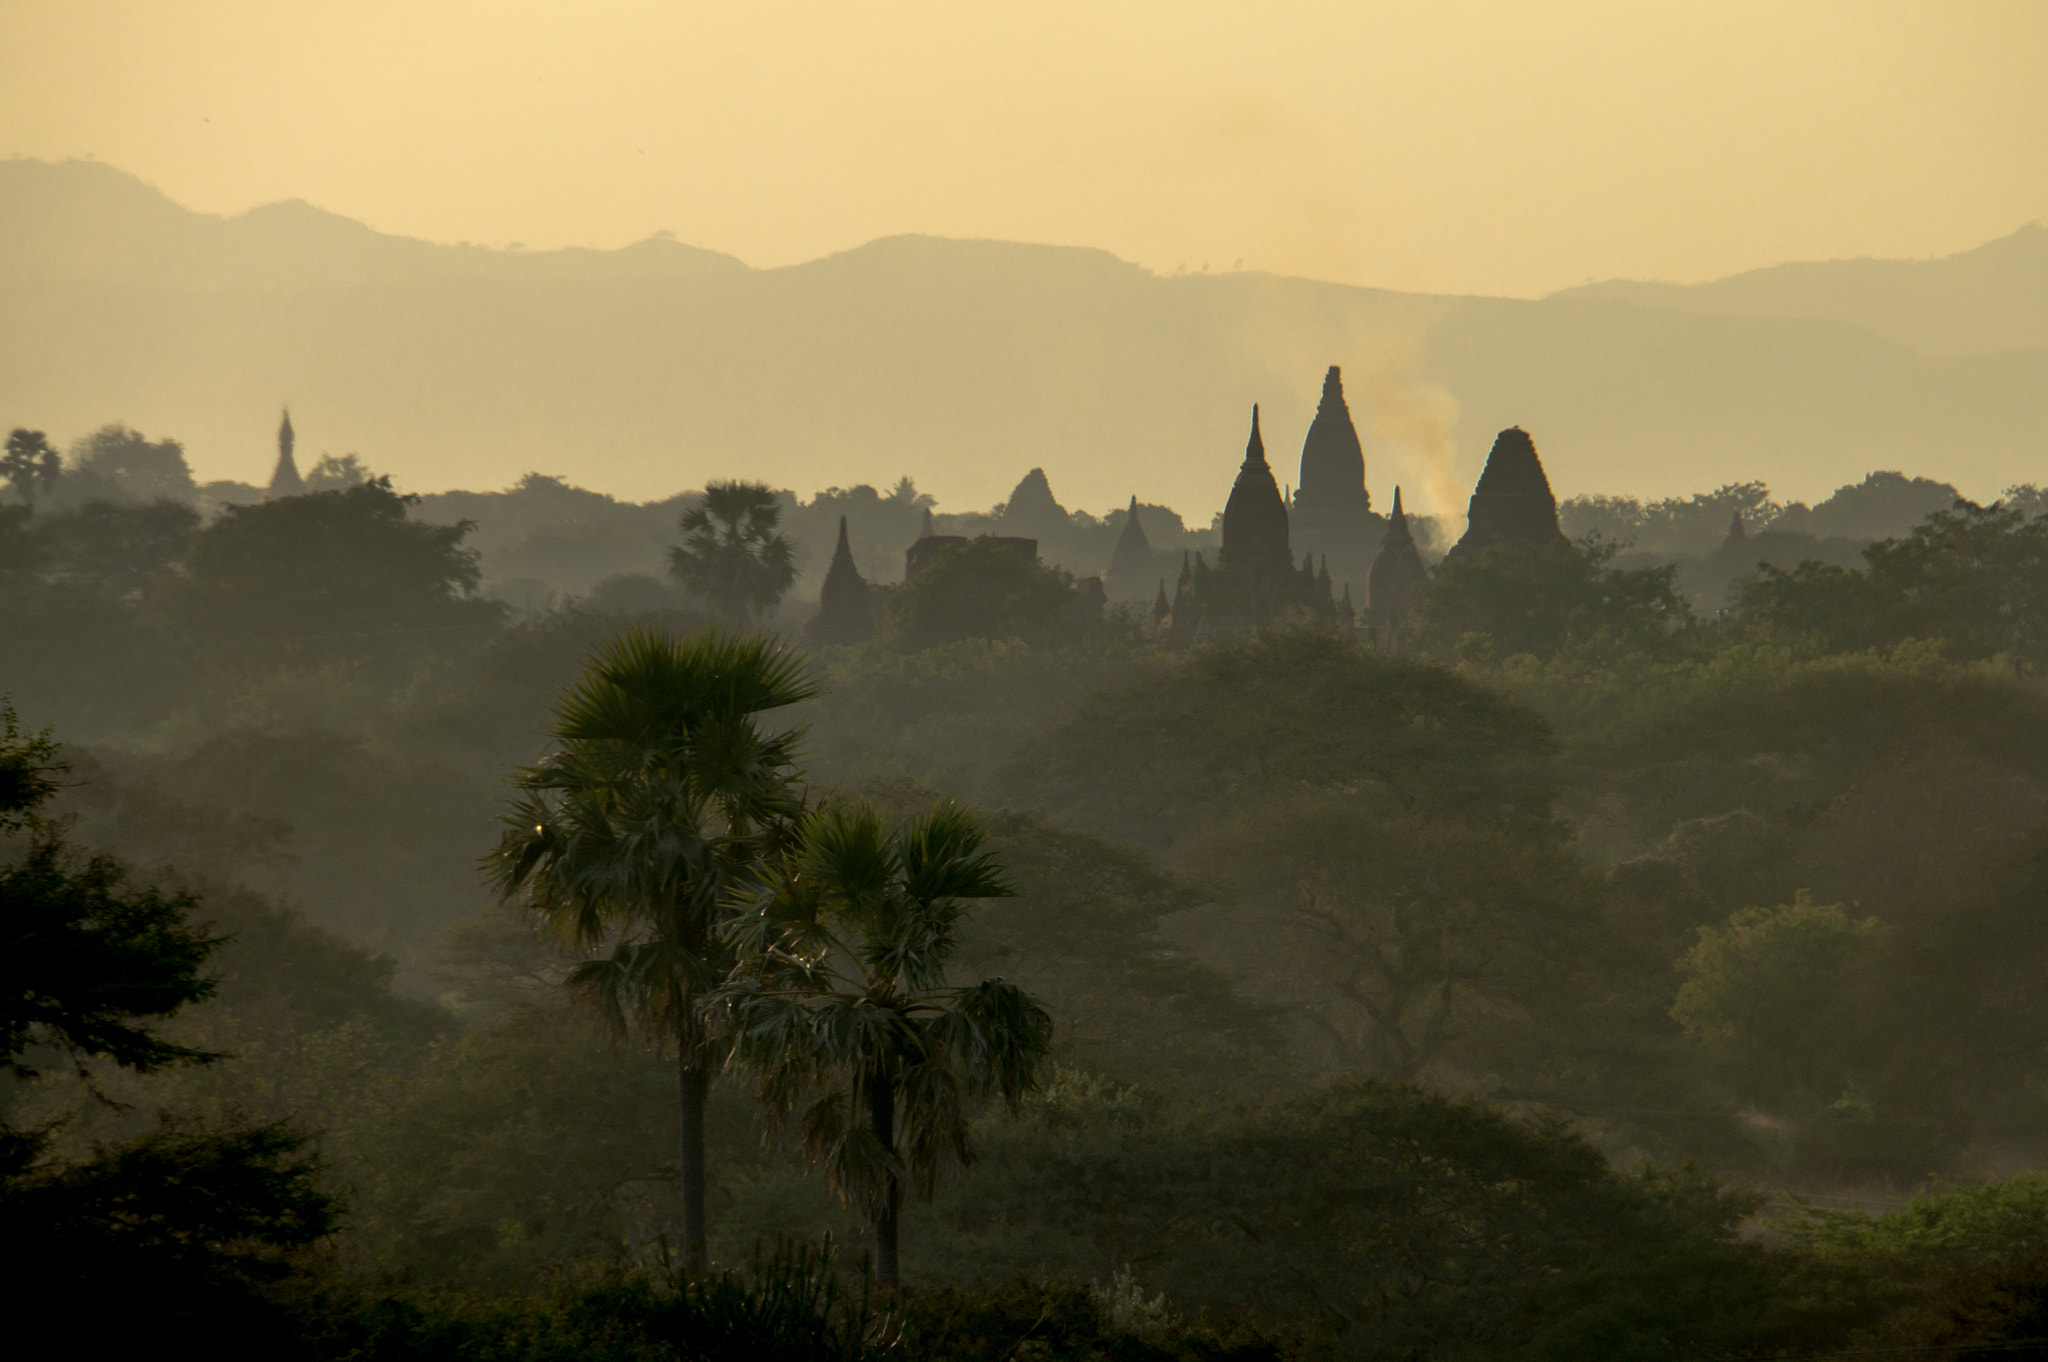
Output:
[
  {"left": 2, "top": 158, "right": 2042, "bottom": 514},
  {"left": 0, "top": 158, "right": 745, "bottom": 290},
  {"left": 1552, "top": 223, "right": 2048, "bottom": 357}
]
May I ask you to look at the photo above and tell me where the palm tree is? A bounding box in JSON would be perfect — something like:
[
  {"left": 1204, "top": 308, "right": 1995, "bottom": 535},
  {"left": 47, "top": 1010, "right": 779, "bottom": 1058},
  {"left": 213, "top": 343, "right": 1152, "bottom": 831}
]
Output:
[
  {"left": 670, "top": 480, "right": 799, "bottom": 623},
  {"left": 720, "top": 800, "right": 1053, "bottom": 1287},
  {"left": 485, "top": 626, "right": 817, "bottom": 1271}
]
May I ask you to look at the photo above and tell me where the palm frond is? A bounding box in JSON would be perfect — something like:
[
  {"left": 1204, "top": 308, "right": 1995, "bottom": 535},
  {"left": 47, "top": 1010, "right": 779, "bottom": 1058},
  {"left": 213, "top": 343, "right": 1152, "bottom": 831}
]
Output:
[{"left": 933, "top": 978, "right": 1054, "bottom": 1110}]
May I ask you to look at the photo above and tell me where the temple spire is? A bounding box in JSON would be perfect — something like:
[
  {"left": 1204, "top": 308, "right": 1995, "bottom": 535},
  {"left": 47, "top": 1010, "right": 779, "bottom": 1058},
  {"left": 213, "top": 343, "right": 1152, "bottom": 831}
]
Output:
[
  {"left": 1221, "top": 403, "right": 1292, "bottom": 580},
  {"left": 1367, "top": 485, "right": 1428, "bottom": 649},
  {"left": 265, "top": 405, "right": 304, "bottom": 500},
  {"left": 919, "top": 507, "right": 935, "bottom": 539},
  {"left": 1105, "top": 495, "right": 1154, "bottom": 601},
  {"left": 806, "top": 515, "right": 875, "bottom": 645}
]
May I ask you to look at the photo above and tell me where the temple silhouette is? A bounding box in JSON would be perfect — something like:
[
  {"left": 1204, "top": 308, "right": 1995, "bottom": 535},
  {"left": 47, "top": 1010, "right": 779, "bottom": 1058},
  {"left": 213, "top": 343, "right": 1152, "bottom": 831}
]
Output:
[{"left": 799, "top": 368, "right": 1570, "bottom": 653}]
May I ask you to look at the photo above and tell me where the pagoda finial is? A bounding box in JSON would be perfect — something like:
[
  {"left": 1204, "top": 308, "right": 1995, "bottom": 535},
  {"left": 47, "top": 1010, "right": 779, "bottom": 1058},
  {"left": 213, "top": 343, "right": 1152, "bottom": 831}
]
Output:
[
  {"left": 919, "top": 506, "right": 935, "bottom": 539},
  {"left": 1246, "top": 404, "right": 1266, "bottom": 466},
  {"left": 265, "top": 403, "right": 305, "bottom": 500}
]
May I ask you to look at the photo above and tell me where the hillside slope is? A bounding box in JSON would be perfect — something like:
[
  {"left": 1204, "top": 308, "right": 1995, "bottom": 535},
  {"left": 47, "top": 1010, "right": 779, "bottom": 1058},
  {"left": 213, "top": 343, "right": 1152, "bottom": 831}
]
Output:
[{"left": 2, "top": 159, "right": 2041, "bottom": 517}]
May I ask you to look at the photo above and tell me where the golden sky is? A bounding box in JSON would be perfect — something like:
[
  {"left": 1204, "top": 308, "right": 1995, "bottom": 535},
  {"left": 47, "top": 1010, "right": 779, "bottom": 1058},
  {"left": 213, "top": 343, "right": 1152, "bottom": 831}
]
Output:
[{"left": 4, "top": 0, "right": 2045, "bottom": 296}]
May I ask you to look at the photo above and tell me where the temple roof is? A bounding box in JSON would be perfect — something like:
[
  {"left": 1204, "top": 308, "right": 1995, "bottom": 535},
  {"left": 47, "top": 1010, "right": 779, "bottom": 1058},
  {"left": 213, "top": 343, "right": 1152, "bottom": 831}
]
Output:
[
  {"left": 1368, "top": 486, "right": 1429, "bottom": 608},
  {"left": 265, "top": 406, "right": 304, "bottom": 500},
  {"left": 1447, "top": 427, "right": 1566, "bottom": 557},
  {"left": 809, "top": 515, "right": 874, "bottom": 643},
  {"left": 1107, "top": 496, "right": 1153, "bottom": 583},
  {"left": 1221, "top": 405, "right": 1293, "bottom": 578},
  {"left": 1297, "top": 365, "right": 1367, "bottom": 504}
]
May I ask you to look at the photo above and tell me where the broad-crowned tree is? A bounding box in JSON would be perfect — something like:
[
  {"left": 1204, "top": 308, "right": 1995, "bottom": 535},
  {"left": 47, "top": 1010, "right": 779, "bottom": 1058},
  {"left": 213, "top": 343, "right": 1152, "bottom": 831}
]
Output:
[
  {"left": 173, "top": 476, "right": 503, "bottom": 660},
  {"left": 0, "top": 705, "right": 334, "bottom": 1346}
]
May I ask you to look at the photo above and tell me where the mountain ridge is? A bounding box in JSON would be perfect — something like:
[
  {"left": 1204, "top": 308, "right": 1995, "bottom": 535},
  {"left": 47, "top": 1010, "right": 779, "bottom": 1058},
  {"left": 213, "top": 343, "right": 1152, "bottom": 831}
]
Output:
[{"left": 2, "top": 158, "right": 2042, "bottom": 515}]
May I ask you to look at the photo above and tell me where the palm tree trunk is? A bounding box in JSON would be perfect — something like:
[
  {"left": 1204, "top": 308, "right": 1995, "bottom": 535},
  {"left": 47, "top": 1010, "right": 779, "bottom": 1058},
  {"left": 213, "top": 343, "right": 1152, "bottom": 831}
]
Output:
[
  {"left": 678, "top": 1055, "right": 712, "bottom": 1273},
  {"left": 867, "top": 1074, "right": 901, "bottom": 1288}
]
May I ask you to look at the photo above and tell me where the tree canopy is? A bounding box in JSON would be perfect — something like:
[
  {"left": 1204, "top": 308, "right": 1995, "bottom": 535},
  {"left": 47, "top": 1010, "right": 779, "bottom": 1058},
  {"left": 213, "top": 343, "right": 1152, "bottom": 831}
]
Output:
[{"left": 173, "top": 476, "right": 502, "bottom": 654}]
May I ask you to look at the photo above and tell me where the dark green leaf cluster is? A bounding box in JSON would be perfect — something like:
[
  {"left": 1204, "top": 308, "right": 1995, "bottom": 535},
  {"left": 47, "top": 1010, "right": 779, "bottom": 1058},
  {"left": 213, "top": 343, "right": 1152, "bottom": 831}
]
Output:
[
  {"left": 1419, "top": 535, "right": 1694, "bottom": 662},
  {"left": 1737, "top": 497, "right": 2048, "bottom": 667},
  {"left": 0, "top": 701, "right": 220, "bottom": 1079},
  {"left": 1012, "top": 629, "right": 1557, "bottom": 843},
  {"left": 175, "top": 476, "right": 505, "bottom": 647},
  {"left": 880, "top": 537, "right": 1097, "bottom": 650}
]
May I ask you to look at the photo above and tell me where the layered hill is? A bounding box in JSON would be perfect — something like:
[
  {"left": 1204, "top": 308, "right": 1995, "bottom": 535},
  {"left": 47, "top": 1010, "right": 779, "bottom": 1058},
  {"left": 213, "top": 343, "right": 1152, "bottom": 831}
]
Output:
[{"left": 2, "top": 158, "right": 2042, "bottom": 520}]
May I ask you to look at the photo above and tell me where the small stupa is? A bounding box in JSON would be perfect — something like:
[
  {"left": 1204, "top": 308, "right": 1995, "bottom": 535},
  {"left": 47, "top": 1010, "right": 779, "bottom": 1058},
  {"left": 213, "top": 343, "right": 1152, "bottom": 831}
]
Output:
[
  {"left": 1366, "top": 487, "right": 1429, "bottom": 648},
  {"left": 265, "top": 407, "right": 305, "bottom": 500},
  {"left": 806, "top": 516, "right": 875, "bottom": 645},
  {"left": 1104, "top": 496, "right": 1155, "bottom": 602}
]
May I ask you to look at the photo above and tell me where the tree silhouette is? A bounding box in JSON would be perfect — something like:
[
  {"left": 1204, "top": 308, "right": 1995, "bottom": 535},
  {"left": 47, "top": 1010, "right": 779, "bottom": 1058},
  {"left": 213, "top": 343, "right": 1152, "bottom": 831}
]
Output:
[
  {"left": 486, "top": 627, "right": 816, "bottom": 1271},
  {"left": 1, "top": 429, "right": 61, "bottom": 505},
  {"left": 722, "top": 799, "right": 1052, "bottom": 1287},
  {"left": 670, "top": 481, "right": 798, "bottom": 623}
]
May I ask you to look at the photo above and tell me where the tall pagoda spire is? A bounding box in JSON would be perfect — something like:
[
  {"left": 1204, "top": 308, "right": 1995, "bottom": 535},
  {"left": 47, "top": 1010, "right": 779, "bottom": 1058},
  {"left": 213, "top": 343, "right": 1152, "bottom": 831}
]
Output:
[
  {"left": 1297, "top": 365, "right": 1367, "bottom": 506},
  {"left": 1220, "top": 405, "right": 1292, "bottom": 581},
  {"left": 265, "top": 406, "right": 304, "bottom": 500}
]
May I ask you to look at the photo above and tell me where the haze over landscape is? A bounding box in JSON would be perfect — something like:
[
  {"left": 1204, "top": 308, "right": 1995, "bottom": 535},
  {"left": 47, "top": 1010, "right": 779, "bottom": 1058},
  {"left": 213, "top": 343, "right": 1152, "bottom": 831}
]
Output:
[
  {"left": 4, "top": 157, "right": 2048, "bottom": 519},
  {"left": 5, "top": 1, "right": 2047, "bottom": 518},
  {"left": 16, "top": 6, "right": 2048, "bottom": 1359}
]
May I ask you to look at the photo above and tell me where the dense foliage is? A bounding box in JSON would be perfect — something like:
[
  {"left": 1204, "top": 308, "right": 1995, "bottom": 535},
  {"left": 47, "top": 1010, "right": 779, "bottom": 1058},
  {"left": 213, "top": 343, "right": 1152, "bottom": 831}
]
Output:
[{"left": 7, "top": 452, "right": 2048, "bottom": 1356}]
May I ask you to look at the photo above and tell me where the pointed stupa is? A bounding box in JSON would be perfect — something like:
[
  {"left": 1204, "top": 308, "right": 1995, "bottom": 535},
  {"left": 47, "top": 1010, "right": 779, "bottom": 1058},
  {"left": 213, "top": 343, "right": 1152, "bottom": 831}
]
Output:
[
  {"left": 1367, "top": 487, "right": 1429, "bottom": 643},
  {"left": 1220, "top": 405, "right": 1293, "bottom": 581},
  {"left": 919, "top": 507, "right": 936, "bottom": 539},
  {"left": 1105, "top": 496, "right": 1155, "bottom": 601},
  {"left": 265, "top": 407, "right": 304, "bottom": 500},
  {"left": 1152, "top": 579, "right": 1172, "bottom": 625},
  {"left": 1446, "top": 427, "right": 1567, "bottom": 558},
  {"left": 806, "top": 516, "right": 875, "bottom": 645},
  {"left": 1290, "top": 365, "right": 1383, "bottom": 593},
  {"left": 1169, "top": 551, "right": 1198, "bottom": 648},
  {"left": 1297, "top": 366, "right": 1368, "bottom": 509}
]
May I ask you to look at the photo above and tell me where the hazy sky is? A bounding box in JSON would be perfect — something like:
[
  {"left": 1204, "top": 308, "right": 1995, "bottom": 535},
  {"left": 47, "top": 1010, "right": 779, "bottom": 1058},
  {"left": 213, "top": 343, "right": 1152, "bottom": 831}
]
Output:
[{"left": 4, "top": 1, "right": 2044, "bottom": 297}]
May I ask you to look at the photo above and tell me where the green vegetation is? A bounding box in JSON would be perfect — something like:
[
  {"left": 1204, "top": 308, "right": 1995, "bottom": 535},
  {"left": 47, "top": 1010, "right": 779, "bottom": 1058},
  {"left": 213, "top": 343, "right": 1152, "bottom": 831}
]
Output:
[
  {"left": 669, "top": 480, "right": 800, "bottom": 623},
  {"left": 488, "top": 628, "right": 816, "bottom": 1270},
  {"left": 7, "top": 453, "right": 2048, "bottom": 1356},
  {"left": 725, "top": 799, "right": 1052, "bottom": 1285}
]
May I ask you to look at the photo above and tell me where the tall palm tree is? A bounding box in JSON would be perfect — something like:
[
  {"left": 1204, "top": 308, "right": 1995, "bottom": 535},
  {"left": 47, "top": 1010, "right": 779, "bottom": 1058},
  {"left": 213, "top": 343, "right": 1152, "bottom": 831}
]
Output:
[
  {"left": 485, "top": 626, "right": 816, "bottom": 1271},
  {"left": 670, "top": 480, "right": 799, "bottom": 623},
  {"left": 720, "top": 800, "right": 1053, "bottom": 1287}
]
